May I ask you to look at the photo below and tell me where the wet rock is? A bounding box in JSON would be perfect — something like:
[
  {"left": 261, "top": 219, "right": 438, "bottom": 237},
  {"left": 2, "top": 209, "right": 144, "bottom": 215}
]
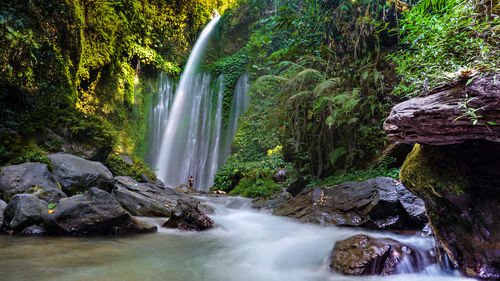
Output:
[
  {"left": 286, "top": 179, "right": 309, "bottom": 196},
  {"left": 162, "top": 199, "right": 214, "bottom": 231},
  {"left": 112, "top": 176, "right": 187, "bottom": 217},
  {"left": 48, "top": 153, "right": 113, "bottom": 196},
  {"left": 0, "top": 199, "right": 6, "bottom": 227},
  {"left": 48, "top": 187, "right": 154, "bottom": 236},
  {"left": 0, "top": 162, "right": 66, "bottom": 203},
  {"left": 330, "top": 234, "right": 434, "bottom": 276},
  {"left": 400, "top": 142, "right": 500, "bottom": 280},
  {"left": 174, "top": 184, "right": 198, "bottom": 194},
  {"left": 383, "top": 73, "right": 500, "bottom": 145},
  {"left": 21, "top": 225, "right": 46, "bottom": 236},
  {"left": 274, "top": 177, "right": 426, "bottom": 230},
  {"left": 3, "top": 194, "right": 48, "bottom": 231},
  {"left": 253, "top": 191, "right": 292, "bottom": 211}
]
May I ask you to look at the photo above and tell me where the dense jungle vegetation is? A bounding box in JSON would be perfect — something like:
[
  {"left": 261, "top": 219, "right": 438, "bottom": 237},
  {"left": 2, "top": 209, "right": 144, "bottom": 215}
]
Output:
[
  {"left": 0, "top": 0, "right": 235, "bottom": 173},
  {"left": 0, "top": 0, "right": 498, "bottom": 196},
  {"left": 208, "top": 0, "right": 499, "bottom": 197}
]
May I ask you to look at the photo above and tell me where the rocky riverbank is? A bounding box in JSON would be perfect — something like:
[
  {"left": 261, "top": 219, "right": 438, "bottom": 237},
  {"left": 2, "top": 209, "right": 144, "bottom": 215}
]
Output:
[{"left": 0, "top": 153, "right": 213, "bottom": 236}]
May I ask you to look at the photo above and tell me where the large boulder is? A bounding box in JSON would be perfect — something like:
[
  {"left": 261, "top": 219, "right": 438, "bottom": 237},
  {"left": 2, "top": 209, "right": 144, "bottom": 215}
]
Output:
[
  {"left": 383, "top": 73, "right": 500, "bottom": 280},
  {"left": 112, "top": 176, "right": 187, "bottom": 217},
  {"left": 48, "top": 153, "right": 113, "bottom": 196},
  {"left": 383, "top": 73, "right": 500, "bottom": 145},
  {"left": 330, "top": 234, "right": 434, "bottom": 276},
  {"left": 47, "top": 187, "right": 156, "bottom": 236},
  {"left": 0, "top": 199, "right": 6, "bottom": 227},
  {"left": 162, "top": 199, "right": 214, "bottom": 231},
  {"left": 400, "top": 142, "right": 500, "bottom": 280},
  {"left": 0, "top": 162, "right": 66, "bottom": 203},
  {"left": 273, "top": 177, "right": 426, "bottom": 230},
  {"left": 3, "top": 194, "right": 48, "bottom": 232},
  {"left": 253, "top": 190, "right": 292, "bottom": 211}
]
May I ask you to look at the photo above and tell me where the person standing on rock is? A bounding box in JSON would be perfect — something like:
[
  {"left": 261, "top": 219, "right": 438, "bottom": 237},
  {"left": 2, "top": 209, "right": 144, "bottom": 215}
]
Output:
[{"left": 189, "top": 176, "right": 194, "bottom": 188}]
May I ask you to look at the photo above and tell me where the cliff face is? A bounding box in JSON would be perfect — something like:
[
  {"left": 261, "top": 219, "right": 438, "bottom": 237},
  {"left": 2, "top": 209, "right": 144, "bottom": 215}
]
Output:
[{"left": 384, "top": 73, "right": 500, "bottom": 280}]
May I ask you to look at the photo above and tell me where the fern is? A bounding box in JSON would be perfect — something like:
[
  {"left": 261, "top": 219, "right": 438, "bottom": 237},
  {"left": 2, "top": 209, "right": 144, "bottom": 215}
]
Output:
[{"left": 313, "top": 77, "right": 341, "bottom": 96}]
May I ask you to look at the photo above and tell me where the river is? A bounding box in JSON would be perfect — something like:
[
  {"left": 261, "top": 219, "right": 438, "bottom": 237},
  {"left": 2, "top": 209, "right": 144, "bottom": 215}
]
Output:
[{"left": 0, "top": 196, "right": 473, "bottom": 281}]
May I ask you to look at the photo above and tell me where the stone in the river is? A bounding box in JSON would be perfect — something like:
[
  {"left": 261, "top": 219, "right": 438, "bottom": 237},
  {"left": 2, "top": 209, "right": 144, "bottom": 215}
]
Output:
[
  {"left": 112, "top": 176, "right": 189, "bottom": 217},
  {"left": 3, "top": 194, "right": 48, "bottom": 231},
  {"left": 0, "top": 162, "right": 66, "bottom": 203},
  {"left": 21, "top": 225, "right": 46, "bottom": 236},
  {"left": 174, "top": 184, "right": 198, "bottom": 194},
  {"left": 47, "top": 187, "right": 155, "bottom": 236},
  {"left": 330, "top": 234, "right": 434, "bottom": 275},
  {"left": 48, "top": 153, "right": 113, "bottom": 196},
  {"left": 163, "top": 199, "right": 214, "bottom": 231},
  {"left": 274, "top": 177, "right": 426, "bottom": 230},
  {"left": 0, "top": 199, "right": 7, "bottom": 227},
  {"left": 253, "top": 191, "right": 292, "bottom": 211}
]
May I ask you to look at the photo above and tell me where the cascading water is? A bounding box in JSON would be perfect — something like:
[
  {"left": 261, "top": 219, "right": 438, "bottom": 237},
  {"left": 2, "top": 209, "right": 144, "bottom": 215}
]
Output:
[
  {"left": 221, "top": 74, "right": 250, "bottom": 163},
  {"left": 146, "top": 73, "right": 175, "bottom": 166},
  {"left": 155, "top": 14, "right": 249, "bottom": 191}
]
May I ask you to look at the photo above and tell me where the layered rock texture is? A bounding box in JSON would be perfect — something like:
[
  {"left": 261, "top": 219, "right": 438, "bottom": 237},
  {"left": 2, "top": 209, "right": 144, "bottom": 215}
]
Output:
[
  {"left": 384, "top": 73, "right": 500, "bottom": 280},
  {"left": 384, "top": 73, "right": 500, "bottom": 145},
  {"left": 273, "top": 177, "right": 426, "bottom": 230}
]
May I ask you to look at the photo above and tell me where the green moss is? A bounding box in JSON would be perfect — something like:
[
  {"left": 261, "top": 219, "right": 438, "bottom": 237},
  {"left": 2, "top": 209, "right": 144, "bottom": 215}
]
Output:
[
  {"left": 400, "top": 144, "right": 467, "bottom": 200},
  {"left": 103, "top": 154, "right": 156, "bottom": 183},
  {"left": 15, "top": 144, "right": 53, "bottom": 170}
]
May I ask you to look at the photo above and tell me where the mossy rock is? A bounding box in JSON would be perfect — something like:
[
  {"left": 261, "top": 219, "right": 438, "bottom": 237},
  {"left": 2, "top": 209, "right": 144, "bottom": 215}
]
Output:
[
  {"left": 400, "top": 141, "right": 500, "bottom": 280},
  {"left": 400, "top": 144, "right": 467, "bottom": 202}
]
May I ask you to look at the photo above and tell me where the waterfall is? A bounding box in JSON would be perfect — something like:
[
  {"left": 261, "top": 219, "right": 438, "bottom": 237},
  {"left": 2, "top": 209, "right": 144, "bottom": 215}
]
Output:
[
  {"left": 153, "top": 15, "right": 249, "bottom": 191},
  {"left": 221, "top": 74, "right": 250, "bottom": 163},
  {"left": 147, "top": 73, "right": 175, "bottom": 166}
]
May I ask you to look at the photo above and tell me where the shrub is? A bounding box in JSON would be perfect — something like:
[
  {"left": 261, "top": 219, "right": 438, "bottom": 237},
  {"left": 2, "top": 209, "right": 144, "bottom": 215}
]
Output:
[{"left": 103, "top": 154, "right": 157, "bottom": 183}]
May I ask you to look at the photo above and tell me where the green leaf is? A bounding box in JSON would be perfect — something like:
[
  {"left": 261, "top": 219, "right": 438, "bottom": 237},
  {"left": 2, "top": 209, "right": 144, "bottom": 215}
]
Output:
[{"left": 48, "top": 203, "right": 57, "bottom": 209}]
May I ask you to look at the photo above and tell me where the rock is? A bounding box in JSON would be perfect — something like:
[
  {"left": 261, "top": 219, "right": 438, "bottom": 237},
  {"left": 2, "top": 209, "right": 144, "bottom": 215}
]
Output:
[
  {"left": 89, "top": 146, "right": 112, "bottom": 162},
  {"left": 400, "top": 142, "right": 500, "bottom": 280},
  {"left": 162, "top": 199, "right": 214, "bottom": 231},
  {"left": 253, "top": 191, "right": 292, "bottom": 211},
  {"left": 3, "top": 194, "right": 48, "bottom": 231},
  {"left": 48, "top": 153, "right": 113, "bottom": 195},
  {"left": 0, "top": 199, "right": 7, "bottom": 227},
  {"left": 112, "top": 176, "right": 188, "bottom": 217},
  {"left": 0, "top": 162, "right": 66, "bottom": 203},
  {"left": 47, "top": 187, "right": 155, "bottom": 236},
  {"left": 21, "top": 225, "right": 46, "bottom": 236},
  {"left": 174, "top": 184, "right": 198, "bottom": 194},
  {"left": 383, "top": 73, "right": 500, "bottom": 145},
  {"left": 286, "top": 179, "right": 309, "bottom": 196},
  {"left": 330, "top": 234, "right": 435, "bottom": 276},
  {"left": 274, "top": 177, "right": 426, "bottom": 230}
]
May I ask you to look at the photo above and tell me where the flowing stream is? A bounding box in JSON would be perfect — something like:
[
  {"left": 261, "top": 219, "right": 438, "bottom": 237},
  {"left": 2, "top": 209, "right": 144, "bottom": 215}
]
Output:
[{"left": 0, "top": 196, "right": 472, "bottom": 281}]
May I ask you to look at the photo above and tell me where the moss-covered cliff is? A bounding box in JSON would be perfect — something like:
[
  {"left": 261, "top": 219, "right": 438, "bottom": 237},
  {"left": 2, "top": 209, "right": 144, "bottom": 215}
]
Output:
[{"left": 0, "top": 0, "right": 235, "bottom": 162}]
